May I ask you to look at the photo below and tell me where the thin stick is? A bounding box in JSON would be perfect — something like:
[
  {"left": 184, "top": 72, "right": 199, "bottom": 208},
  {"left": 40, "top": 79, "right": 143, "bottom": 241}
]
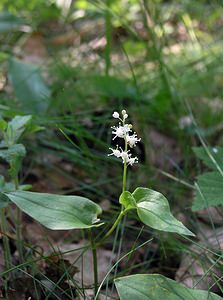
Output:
[
  {"left": 89, "top": 229, "right": 98, "bottom": 299},
  {"left": 1, "top": 209, "right": 12, "bottom": 276}
]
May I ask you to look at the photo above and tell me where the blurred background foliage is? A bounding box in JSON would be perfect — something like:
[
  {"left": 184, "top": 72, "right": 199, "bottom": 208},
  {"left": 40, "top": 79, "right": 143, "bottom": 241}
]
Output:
[
  {"left": 1, "top": 0, "right": 223, "bottom": 197},
  {"left": 0, "top": 0, "right": 223, "bottom": 239}
]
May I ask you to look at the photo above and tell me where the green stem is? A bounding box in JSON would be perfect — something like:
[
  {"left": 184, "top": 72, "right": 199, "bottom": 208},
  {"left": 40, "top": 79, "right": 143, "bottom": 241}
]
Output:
[
  {"left": 14, "top": 176, "right": 24, "bottom": 262},
  {"left": 89, "top": 229, "right": 98, "bottom": 299},
  {"left": 122, "top": 127, "right": 128, "bottom": 193},
  {"left": 105, "top": 0, "right": 111, "bottom": 76},
  {"left": 122, "top": 162, "right": 127, "bottom": 193},
  {"left": 99, "top": 211, "right": 124, "bottom": 245},
  {"left": 15, "top": 207, "right": 24, "bottom": 262},
  {"left": 1, "top": 209, "right": 12, "bottom": 271},
  {"left": 99, "top": 116, "right": 128, "bottom": 243}
]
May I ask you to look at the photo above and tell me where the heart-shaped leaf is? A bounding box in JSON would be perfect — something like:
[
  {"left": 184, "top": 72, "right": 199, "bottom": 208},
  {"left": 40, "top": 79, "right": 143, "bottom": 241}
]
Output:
[
  {"left": 115, "top": 274, "right": 222, "bottom": 300},
  {"left": 132, "top": 187, "right": 194, "bottom": 236},
  {"left": 3, "top": 191, "right": 102, "bottom": 230}
]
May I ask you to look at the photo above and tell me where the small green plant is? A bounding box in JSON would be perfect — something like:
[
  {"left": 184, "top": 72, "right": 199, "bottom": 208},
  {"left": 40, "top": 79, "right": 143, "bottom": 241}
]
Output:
[
  {"left": 1, "top": 110, "right": 222, "bottom": 299},
  {"left": 0, "top": 115, "right": 33, "bottom": 271}
]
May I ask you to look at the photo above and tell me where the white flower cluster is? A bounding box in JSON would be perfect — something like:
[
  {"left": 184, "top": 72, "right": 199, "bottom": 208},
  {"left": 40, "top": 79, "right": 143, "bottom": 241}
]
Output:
[{"left": 108, "top": 110, "right": 141, "bottom": 166}]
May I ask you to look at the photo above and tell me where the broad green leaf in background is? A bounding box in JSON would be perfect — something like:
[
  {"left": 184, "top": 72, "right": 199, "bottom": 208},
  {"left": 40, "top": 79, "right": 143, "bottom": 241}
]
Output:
[
  {"left": 8, "top": 58, "right": 50, "bottom": 114},
  {"left": 0, "top": 193, "right": 9, "bottom": 208},
  {"left": 90, "top": 75, "right": 138, "bottom": 100},
  {"left": 4, "top": 115, "right": 32, "bottom": 146},
  {"left": 0, "top": 12, "right": 27, "bottom": 32},
  {"left": 193, "top": 172, "right": 223, "bottom": 211},
  {"left": 0, "top": 144, "right": 26, "bottom": 178},
  {"left": 114, "top": 274, "right": 223, "bottom": 300},
  {"left": 131, "top": 187, "right": 194, "bottom": 236},
  {"left": 0, "top": 118, "right": 7, "bottom": 131},
  {"left": 193, "top": 147, "right": 223, "bottom": 211},
  {"left": 0, "top": 144, "right": 26, "bottom": 162},
  {"left": 2, "top": 191, "right": 102, "bottom": 230},
  {"left": 0, "top": 176, "right": 11, "bottom": 208},
  {"left": 193, "top": 146, "right": 223, "bottom": 171},
  {"left": 0, "top": 51, "right": 9, "bottom": 63}
]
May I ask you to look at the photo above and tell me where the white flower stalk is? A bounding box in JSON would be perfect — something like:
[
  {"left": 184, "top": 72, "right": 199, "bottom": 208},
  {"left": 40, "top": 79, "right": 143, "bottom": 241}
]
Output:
[{"left": 108, "top": 110, "right": 140, "bottom": 167}]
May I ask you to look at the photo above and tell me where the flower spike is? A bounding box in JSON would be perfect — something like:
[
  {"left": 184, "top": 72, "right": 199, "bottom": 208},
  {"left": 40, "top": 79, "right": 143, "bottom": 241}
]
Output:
[{"left": 109, "top": 110, "right": 140, "bottom": 166}]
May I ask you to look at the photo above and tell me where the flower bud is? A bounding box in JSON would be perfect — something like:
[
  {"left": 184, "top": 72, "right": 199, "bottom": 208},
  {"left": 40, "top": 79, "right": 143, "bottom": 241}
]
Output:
[{"left": 112, "top": 112, "right": 119, "bottom": 118}]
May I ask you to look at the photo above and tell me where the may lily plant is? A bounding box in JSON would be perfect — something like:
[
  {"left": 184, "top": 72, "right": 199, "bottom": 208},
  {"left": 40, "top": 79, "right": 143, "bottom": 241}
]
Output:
[{"left": 8, "top": 112, "right": 223, "bottom": 300}]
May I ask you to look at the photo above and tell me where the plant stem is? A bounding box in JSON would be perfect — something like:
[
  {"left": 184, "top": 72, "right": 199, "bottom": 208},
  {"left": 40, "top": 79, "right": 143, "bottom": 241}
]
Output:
[
  {"left": 105, "top": 0, "right": 111, "bottom": 75},
  {"left": 99, "top": 211, "right": 124, "bottom": 245},
  {"left": 122, "top": 128, "right": 128, "bottom": 193},
  {"left": 89, "top": 229, "right": 98, "bottom": 299},
  {"left": 14, "top": 176, "right": 24, "bottom": 262},
  {"left": 122, "top": 162, "right": 127, "bottom": 193},
  {"left": 1, "top": 209, "right": 12, "bottom": 271},
  {"left": 15, "top": 207, "right": 24, "bottom": 262}
]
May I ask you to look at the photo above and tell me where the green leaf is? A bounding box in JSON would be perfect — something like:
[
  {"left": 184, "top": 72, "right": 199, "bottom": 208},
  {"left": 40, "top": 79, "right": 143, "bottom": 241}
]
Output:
[
  {"left": 119, "top": 191, "right": 136, "bottom": 210},
  {"left": 0, "top": 144, "right": 26, "bottom": 178},
  {"left": 4, "top": 115, "right": 32, "bottom": 145},
  {"left": 0, "top": 144, "right": 26, "bottom": 162},
  {"left": 90, "top": 75, "right": 138, "bottom": 100},
  {"left": 132, "top": 187, "right": 194, "bottom": 236},
  {"left": 0, "top": 12, "right": 26, "bottom": 32},
  {"left": 0, "top": 193, "right": 9, "bottom": 209},
  {"left": 0, "top": 176, "right": 14, "bottom": 192},
  {"left": 0, "top": 119, "right": 7, "bottom": 131},
  {"left": 193, "top": 146, "right": 223, "bottom": 171},
  {"left": 0, "top": 51, "right": 9, "bottom": 63},
  {"left": 8, "top": 58, "right": 50, "bottom": 114},
  {"left": 193, "top": 172, "right": 223, "bottom": 211},
  {"left": 114, "top": 274, "right": 223, "bottom": 300},
  {"left": 0, "top": 176, "right": 12, "bottom": 208},
  {"left": 4, "top": 191, "right": 103, "bottom": 230}
]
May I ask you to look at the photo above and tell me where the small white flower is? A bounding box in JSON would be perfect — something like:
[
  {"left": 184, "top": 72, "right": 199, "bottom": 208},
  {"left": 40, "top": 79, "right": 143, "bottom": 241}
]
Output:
[
  {"left": 213, "top": 147, "right": 218, "bottom": 153},
  {"left": 112, "top": 126, "right": 125, "bottom": 139},
  {"left": 120, "top": 150, "right": 130, "bottom": 162},
  {"left": 123, "top": 113, "right": 128, "bottom": 119},
  {"left": 126, "top": 133, "right": 141, "bottom": 148},
  {"left": 127, "top": 156, "right": 138, "bottom": 166},
  {"left": 112, "top": 124, "right": 132, "bottom": 140},
  {"left": 112, "top": 111, "right": 120, "bottom": 119},
  {"left": 121, "top": 110, "right": 126, "bottom": 115},
  {"left": 124, "top": 124, "right": 132, "bottom": 133},
  {"left": 108, "top": 147, "right": 121, "bottom": 158}
]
